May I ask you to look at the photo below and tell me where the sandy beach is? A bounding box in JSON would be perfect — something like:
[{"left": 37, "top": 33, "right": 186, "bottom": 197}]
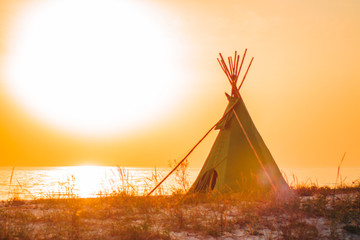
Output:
[{"left": 1, "top": 187, "right": 359, "bottom": 240}]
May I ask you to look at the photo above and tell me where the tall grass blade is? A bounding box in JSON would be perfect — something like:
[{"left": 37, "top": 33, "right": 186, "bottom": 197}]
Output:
[
  {"left": 336, "top": 152, "right": 346, "bottom": 188},
  {"left": 8, "top": 167, "right": 15, "bottom": 199}
]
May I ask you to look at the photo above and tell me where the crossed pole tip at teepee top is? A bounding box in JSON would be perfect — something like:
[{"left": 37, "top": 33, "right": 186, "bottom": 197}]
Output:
[{"left": 217, "top": 49, "right": 254, "bottom": 98}]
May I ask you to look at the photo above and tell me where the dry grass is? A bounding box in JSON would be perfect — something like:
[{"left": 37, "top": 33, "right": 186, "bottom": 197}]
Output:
[
  {"left": 1, "top": 164, "right": 359, "bottom": 240},
  {"left": 1, "top": 186, "right": 359, "bottom": 240}
]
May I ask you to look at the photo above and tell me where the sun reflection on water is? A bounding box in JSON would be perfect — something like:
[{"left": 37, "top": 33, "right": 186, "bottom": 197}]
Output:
[
  {"left": 3, "top": 166, "right": 359, "bottom": 201},
  {"left": 0, "top": 166, "right": 200, "bottom": 200},
  {"left": 68, "top": 166, "right": 110, "bottom": 198},
  {"left": 53, "top": 166, "right": 154, "bottom": 198}
]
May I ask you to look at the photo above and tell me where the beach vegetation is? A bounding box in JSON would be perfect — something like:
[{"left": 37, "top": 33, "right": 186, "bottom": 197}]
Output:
[{"left": 0, "top": 166, "right": 359, "bottom": 239}]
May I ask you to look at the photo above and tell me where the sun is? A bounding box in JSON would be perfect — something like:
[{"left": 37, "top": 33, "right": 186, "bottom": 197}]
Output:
[{"left": 3, "top": 0, "right": 182, "bottom": 137}]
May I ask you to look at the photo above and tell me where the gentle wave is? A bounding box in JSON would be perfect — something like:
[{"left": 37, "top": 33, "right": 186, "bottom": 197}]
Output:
[
  {"left": 0, "top": 166, "right": 359, "bottom": 201},
  {"left": 0, "top": 166, "right": 200, "bottom": 200}
]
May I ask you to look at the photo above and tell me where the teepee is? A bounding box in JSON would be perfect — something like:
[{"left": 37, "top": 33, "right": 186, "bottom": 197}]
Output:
[{"left": 188, "top": 50, "right": 289, "bottom": 194}]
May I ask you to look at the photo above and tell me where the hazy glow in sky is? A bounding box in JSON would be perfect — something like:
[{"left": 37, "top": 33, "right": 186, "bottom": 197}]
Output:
[
  {"left": 4, "top": 0, "right": 182, "bottom": 136},
  {"left": 0, "top": 0, "right": 359, "bottom": 168}
]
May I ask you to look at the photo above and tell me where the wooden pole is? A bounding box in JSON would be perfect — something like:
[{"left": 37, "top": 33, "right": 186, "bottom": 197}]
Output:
[
  {"left": 234, "top": 55, "right": 240, "bottom": 85},
  {"left": 219, "top": 54, "right": 232, "bottom": 82},
  {"left": 236, "top": 49, "right": 247, "bottom": 83},
  {"left": 238, "top": 57, "right": 253, "bottom": 91},
  {"left": 228, "top": 57, "right": 233, "bottom": 75},
  {"left": 219, "top": 53, "right": 242, "bottom": 98},
  {"left": 232, "top": 109, "right": 277, "bottom": 192},
  {"left": 234, "top": 51, "right": 238, "bottom": 73},
  {"left": 217, "top": 58, "right": 233, "bottom": 85},
  {"left": 146, "top": 102, "right": 239, "bottom": 196}
]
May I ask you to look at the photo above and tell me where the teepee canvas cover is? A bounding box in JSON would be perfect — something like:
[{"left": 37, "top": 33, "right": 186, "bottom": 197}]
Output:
[{"left": 189, "top": 50, "right": 289, "bottom": 194}]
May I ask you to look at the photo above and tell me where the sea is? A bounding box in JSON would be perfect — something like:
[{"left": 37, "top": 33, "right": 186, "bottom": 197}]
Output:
[{"left": 0, "top": 166, "right": 359, "bottom": 201}]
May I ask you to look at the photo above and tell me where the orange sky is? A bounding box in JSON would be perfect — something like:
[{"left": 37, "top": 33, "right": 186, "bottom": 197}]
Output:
[{"left": 0, "top": 0, "right": 360, "bottom": 168}]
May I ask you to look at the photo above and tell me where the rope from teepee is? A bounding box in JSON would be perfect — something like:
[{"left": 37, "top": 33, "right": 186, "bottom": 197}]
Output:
[
  {"left": 232, "top": 109, "right": 278, "bottom": 192},
  {"left": 148, "top": 50, "right": 255, "bottom": 196},
  {"left": 146, "top": 103, "right": 238, "bottom": 196}
]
